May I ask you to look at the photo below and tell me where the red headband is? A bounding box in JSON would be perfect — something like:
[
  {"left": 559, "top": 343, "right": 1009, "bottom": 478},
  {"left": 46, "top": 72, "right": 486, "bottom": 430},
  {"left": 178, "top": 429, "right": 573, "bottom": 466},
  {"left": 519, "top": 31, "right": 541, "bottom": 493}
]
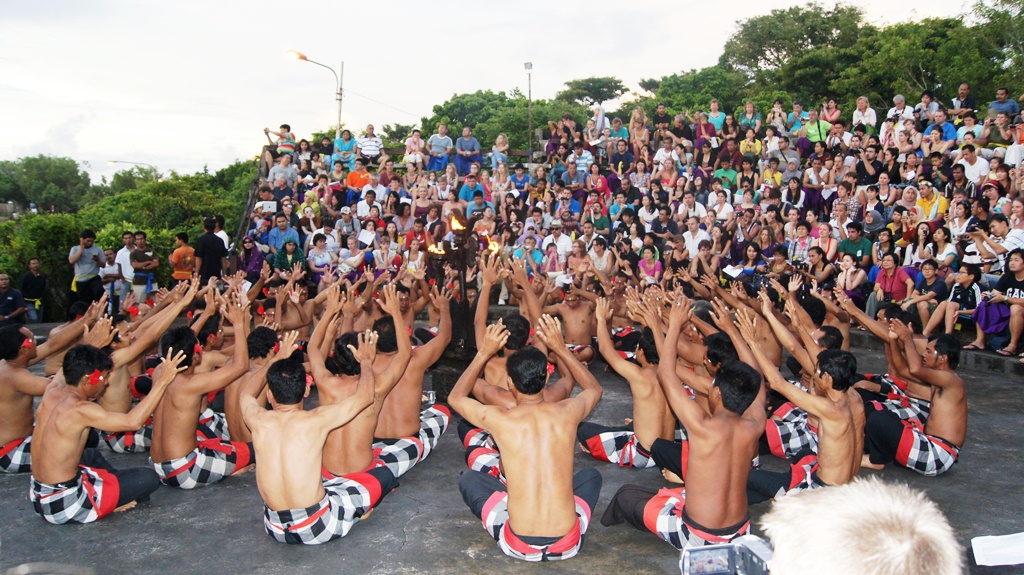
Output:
[
  {"left": 546, "top": 362, "right": 556, "bottom": 375},
  {"left": 194, "top": 344, "right": 203, "bottom": 355},
  {"left": 87, "top": 369, "right": 103, "bottom": 386},
  {"left": 21, "top": 337, "right": 34, "bottom": 349},
  {"left": 186, "top": 310, "right": 194, "bottom": 320},
  {"left": 127, "top": 305, "right": 140, "bottom": 317},
  {"left": 257, "top": 305, "right": 265, "bottom": 316},
  {"left": 208, "top": 334, "right": 216, "bottom": 341},
  {"left": 273, "top": 342, "right": 280, "bottom": 353},
  {"left": 145, "top": 299, "right": 154, "bottom": 307}
]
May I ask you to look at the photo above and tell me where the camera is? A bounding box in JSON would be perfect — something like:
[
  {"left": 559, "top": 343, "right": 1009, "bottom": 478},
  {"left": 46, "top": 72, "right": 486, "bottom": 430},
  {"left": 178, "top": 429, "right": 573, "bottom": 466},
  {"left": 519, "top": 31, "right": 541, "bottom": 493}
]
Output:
[
  {"left": 792, "top": 259, "right": 809, "bottom": 272},
  {"left": 681, "top": 536, "right": 772, "bottom": 575},
  {"left": 965, "top": 221, "right": 980, "bottom": 234}
]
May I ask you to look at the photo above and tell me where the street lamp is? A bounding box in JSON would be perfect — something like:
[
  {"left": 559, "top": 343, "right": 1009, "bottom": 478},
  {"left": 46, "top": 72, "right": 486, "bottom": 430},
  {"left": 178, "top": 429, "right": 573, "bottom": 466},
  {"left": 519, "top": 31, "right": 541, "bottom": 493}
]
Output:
[
  {"left": 107, "top": 160, "right": 159, "bottom": 182},
  {"left": 288, "top": 50, "right": 344, "bottom": 141},
  {"left": 524, "top": 62, "right": 533, "bottom": 163},
  {"left": 107, "top": 160, "right": 155, "bottom": 169}
]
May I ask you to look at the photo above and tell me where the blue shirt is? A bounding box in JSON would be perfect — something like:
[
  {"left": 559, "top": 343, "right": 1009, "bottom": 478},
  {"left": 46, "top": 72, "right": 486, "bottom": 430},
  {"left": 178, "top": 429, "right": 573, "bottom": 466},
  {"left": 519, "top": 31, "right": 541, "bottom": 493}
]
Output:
[
  {"left": 989, "top": 99, "right": 1021, "bottom": 117},
  {"left": 554, "top": 198, "right": 581, "bottom": 216},
  {"left": 459, "top": 183, "right": 485, "bottom": 203},
  {"left": 610, "top": 126, "right": 630, "bottom": 140},
  {"left": 510, "top": 173, "right": 530, "bottom": 191},
  {"left": 924, "top": 121, "right": 958, "bottom": 142},
  {"left": 788, "top": 111, "right": 810, "bottom": 131},
  {"left": 560, "top": 170, "right": 586, "bottom": 190},
  {"left": 569, "top": 150, "right": 594, "bottom": 172},
  {"left": 456, "top": 136, "right": 481, "bottom": 155},
  {"left": 268, "top": 227, "right": 299, "bottom": 251},
  {"left": 512, "top": 247, "right": 544, "bottom": 276}
]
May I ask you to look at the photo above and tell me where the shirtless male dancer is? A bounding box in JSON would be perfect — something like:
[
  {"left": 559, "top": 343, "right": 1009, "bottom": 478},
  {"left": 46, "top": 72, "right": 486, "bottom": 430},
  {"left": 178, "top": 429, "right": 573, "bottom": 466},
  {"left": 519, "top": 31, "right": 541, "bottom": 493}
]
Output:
[
  {"left": 0, "top": 300, "right": 104, "bottom": 473},
  {"left": 222, "top": 326, "right": 280, "bottom": 444},
  {"left": 310, "top": 285, "right": 414, "bottom": 478},
  {"left": 453, "top": 317, "right": 604, "bottom": 561},
  {"left": 578, "top": 297, "right": 675, "bottom": 469},
  {"left": 542, "top": 286, "right": 597, "bottom": 364},
  {"left": 737, "top": 310, "right": 865, "bottom": 501},
  {"left": 863, "top": 320, "right": 967, "bottom": 476},
  {"left": 371, "top": 285, "right": 452, "bottom": 475},
  {"left": 243, "top": 332, "right": 398, "bottom": 544},
  {"left": 99, "top": 281, "right": 198, "bottom": 453},
  {"left": 149, "top": 292, "right": 254, "bottom": 488},
  {"left": 29, "top": 345, "right": 185, "bottom": 524},
  {"left": 602, "top": 299, "right": 766, "bottom": 551}
]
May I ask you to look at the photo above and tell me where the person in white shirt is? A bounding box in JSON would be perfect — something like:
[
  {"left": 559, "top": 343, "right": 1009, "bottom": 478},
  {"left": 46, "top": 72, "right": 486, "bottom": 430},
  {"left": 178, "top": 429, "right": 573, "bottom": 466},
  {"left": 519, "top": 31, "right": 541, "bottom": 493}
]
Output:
[
  {"left": 652, "top": 138, "right": 680, "bottom": 172},
  {"left": 114, "top": 231, "right": 134, "bottom": 303},
  {"left": 681, "top": 216, "right": 711, "bottom": 259},
  {"left": 886, "top": 94, "right": 916, "bottom": 128},
  {"left": 957, "top": 145, "right": 990, "bottom": 185},
  {"left": 360, "top": 173, "right": 387, "bottom": 202},
  {"left": 541, "top": 221, "right": 574, "bottom": 259},
  {"left": 356, "top": 190, "right": 383, "bottom": 219}
]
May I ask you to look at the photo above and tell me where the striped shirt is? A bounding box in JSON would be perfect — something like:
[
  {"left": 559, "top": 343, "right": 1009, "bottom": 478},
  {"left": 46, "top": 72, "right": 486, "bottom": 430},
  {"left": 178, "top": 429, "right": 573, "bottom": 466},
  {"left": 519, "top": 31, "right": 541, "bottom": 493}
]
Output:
[{"left": 357, "top": 136, "right": 383, "bottom": 157}]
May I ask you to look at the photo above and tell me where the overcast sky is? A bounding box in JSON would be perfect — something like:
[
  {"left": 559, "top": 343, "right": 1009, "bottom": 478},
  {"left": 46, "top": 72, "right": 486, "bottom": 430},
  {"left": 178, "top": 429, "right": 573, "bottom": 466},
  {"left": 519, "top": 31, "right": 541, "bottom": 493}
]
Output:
[{"left": 1, "top": 0, "right": 970, "bottom": 184}]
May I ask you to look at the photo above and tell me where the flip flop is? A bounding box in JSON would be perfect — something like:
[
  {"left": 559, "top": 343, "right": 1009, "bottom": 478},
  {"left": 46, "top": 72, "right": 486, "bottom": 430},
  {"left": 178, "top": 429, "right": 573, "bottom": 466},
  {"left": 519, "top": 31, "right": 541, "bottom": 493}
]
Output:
[
  {"left": 995, "top": 349, "right": 1015, "bottom": 357},
  {"left": 962, "top": 344, "right": 982, "bottom": 351}
]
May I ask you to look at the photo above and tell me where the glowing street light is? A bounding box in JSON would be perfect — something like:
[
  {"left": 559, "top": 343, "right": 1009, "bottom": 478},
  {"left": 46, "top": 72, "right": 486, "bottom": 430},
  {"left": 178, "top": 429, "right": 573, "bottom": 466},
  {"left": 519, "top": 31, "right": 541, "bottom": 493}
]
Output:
[{"left": 287, "top": 50, "right": 344, "bottom": 140}]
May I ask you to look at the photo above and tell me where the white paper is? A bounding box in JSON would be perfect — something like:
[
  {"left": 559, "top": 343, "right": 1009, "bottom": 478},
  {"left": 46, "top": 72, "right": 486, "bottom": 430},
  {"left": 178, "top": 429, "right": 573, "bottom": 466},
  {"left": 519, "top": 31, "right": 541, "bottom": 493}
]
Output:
[
  {"left": 357, "top": 229, "right": 376, "bottom": 247},
  {"left": 972, "top": 532, "right": 1024, "bottom": 566},
  {"left": 722, "top": 265, "right": 744, "bottom": 279}
]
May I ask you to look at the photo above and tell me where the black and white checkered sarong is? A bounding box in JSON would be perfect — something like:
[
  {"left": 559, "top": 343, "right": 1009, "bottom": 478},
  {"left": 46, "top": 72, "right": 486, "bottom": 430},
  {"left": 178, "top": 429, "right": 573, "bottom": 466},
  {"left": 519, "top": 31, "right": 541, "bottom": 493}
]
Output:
[
  {"left": 372, "top": 405, "right": 449, "bottom": 478},
  {"left": 151, "top": 438, "right": 252, "bottom": 489},
  {"left": 0, "top": 436, "right": 32, "bottom": 474},
  {"left": 30, "top": 464, "right": 119, "bottom": 524}
]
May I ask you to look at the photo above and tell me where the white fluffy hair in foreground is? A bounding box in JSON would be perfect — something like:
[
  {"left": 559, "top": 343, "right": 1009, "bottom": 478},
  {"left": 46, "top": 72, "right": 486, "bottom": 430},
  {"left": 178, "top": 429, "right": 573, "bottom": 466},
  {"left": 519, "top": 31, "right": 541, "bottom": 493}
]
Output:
[{"left": 760, "top": 476, "right": 964, "bottom": 575}]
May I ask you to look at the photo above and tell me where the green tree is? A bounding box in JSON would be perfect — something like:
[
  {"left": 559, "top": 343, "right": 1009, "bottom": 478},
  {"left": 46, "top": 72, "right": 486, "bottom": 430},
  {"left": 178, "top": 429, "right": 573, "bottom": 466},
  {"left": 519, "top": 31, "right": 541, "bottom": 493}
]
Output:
[
  {"left": 0, "top": 213, "right": 83, "bottom": 319},
  {"left": 380, "top": 123, "right": 418, "bottom": 147},
  {"left": 0, "top": 155, "right": 92, "bottom": 212},
  {"left": 649, "top": 65, "right": 750, "bottom": 117},
  {"left": 830, "top": 19, "right": 1002, "bottom": 116},
  {"left": 555, "top": 77, "right": 627, "bottom": 106},
  {"left": 973, "top": 0, "right": 1024, "bottom": 87}
]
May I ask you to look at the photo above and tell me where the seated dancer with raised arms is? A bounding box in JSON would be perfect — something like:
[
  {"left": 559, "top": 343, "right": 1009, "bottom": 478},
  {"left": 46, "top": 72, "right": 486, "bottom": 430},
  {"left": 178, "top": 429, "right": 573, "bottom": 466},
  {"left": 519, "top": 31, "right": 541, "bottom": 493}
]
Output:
[
  {"left": 243, "top": 331, "right": 398, "bottom": 545},
  {"left": 309, "top": 284, "right": 414, "bottom": 479},
  {"left": 542, "top": 285, "right": 598, "bottom": 365},
  {"left": 149, "top": 290, "right": 255, "bottom": 489},
  {"left": 737, "top": 308, "right": 865, "bottom": 501},
  {"left": 602, "top": 299, "right": 766, "bottom": 551},
  {"left": 453, "top": 317, "right": 604, "bottom": 562},
  {"left": 459, "top": 257, "right": 575, "bottom": 478},
  {"left": 863, "top": 320, "right": 966, "bottom": 476},
  {"left": 30, "top": 345, "right": 186, "bottom": 524},
  {"left": 99, "top": 281, "right": 199, "bottom": 453},
  {"left": 0, "top": 299, "right": 105, "bottom": 473},
  {"left": 578, "top": 297, "right": 675, "bottom": 469},
  {"left": 371, "top": 284, "right": 453, "bottom": 478}
]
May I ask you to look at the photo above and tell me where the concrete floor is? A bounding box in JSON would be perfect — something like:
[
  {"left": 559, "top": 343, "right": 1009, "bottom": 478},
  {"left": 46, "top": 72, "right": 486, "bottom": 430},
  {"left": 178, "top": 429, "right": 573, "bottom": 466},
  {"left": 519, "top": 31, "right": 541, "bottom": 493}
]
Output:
[{"left": 1, "top": 330, "right": 1021, "bottom": 574}]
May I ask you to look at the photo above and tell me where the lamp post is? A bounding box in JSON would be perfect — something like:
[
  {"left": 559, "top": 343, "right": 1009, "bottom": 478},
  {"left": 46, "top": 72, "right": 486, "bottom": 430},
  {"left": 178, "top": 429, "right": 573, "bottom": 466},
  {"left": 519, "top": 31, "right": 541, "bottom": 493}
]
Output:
[
  {"left": 524, "top": 62, "right": 533, "bottom": 162},
  {"left": 288, "top": 50, "right": 344, "bottom": 140},
  {"left": 107, "top": 160, "right": 158, "bottom": 181}
]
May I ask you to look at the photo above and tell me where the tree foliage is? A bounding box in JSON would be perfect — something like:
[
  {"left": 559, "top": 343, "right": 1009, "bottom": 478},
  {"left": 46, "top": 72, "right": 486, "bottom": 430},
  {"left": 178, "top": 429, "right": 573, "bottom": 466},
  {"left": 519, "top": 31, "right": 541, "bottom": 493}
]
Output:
[
  {"left": 973, "top": 0, "right": 1024, "bottom": 87},
  {"left": 556, "top": 77, "right": 627, "bottom": 107},
  {"left": 420, "top": 91, "right": 588, "bottom": 150},
  {"left": 0, "top": 155, "right": 91, "bottom": 212}
]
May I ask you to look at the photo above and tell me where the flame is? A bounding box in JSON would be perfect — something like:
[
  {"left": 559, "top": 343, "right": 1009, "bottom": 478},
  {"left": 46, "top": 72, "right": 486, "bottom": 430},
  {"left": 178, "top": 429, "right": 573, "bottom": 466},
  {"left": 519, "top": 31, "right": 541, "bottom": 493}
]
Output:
[
  {"left": 450, "top": 216, "right": 466, "bottom": 231},
  {"left": 428, "top": 244, "right": 446, "bottom": 255},
  {"left": 487, "top": 237, "right": 501, "bottom": 255}
]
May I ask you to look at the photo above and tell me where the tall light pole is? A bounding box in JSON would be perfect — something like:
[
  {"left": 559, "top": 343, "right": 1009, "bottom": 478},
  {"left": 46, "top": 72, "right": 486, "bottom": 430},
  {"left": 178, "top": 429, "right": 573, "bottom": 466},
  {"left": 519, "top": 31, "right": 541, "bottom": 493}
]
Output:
[
  {"left": 288, "top": 50, "right": 344, "bottom": 140},
  {"left": 524, "top": 62, "right": 533, "bottom": 162},
  {"left": 107, "top": 160, "right": 158, "bottom": 180}
]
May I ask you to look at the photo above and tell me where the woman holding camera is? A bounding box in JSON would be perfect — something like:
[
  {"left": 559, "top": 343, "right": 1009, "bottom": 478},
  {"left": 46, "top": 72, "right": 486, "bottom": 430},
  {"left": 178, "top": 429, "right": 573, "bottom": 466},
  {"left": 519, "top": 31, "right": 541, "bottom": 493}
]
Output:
[{"left": 865, "top": 252, "right": 914, "bottom": 319}]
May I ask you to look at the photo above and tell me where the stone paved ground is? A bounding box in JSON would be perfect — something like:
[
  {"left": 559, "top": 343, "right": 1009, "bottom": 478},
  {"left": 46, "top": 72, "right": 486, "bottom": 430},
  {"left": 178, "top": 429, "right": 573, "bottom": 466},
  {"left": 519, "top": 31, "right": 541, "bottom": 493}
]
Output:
[{"left": 0, "top": 328, "right": 1021, "bottom": 574}]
